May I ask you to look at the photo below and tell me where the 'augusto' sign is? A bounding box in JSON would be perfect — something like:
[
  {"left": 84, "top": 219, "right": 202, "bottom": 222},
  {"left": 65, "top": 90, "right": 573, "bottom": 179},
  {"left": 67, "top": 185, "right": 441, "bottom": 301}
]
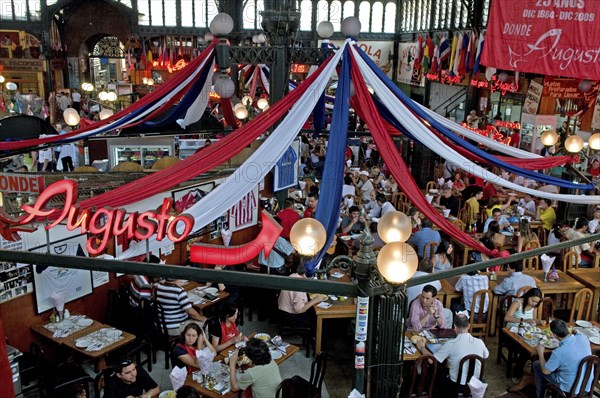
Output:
[{"left": 14, "top": 180, "right": 194, "bottom": 254}]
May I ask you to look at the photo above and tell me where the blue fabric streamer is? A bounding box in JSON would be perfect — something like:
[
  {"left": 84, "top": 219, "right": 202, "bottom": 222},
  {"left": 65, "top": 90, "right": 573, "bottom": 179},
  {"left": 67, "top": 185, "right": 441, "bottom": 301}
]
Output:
[
  {"left": 305, "top": 47, "right": 351, "bottom": 276},
  {"left": 355, "top": 46, "right": 595, "bottom": 191},
  {"left": 312, "top": 93, "right": 326, "bottom": 138},
  {"left": 142, "top": 56, "right": 212, "bottom": 128}
]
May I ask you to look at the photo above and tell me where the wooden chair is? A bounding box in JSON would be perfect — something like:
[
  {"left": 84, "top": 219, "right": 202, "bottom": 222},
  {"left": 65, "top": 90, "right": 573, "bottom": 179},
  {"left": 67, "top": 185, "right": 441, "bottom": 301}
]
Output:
[
  {"left": 423, "top": 241, "right": 439, "bottom": 260},
  {"left": 562, "top": 250, "right": 579, "bottom": 272},
  {"left": 425, "top": 181, "right": 439, "bottom": 192},
  {"left": 408, "top": 354, "right": 438, "bottom": 398},
  {"left": 496, "top": 295, "right": 518, "bottom": 375},
  {"left": 456, "top": 354, "right": 486, "bottom": 397},
  {"left": 151, "top": 301, "right": 178, "bottom": 369},
  {"left": 94, "top": 366, "right": 115, "bottom": 398},
  {"left": 516, "top": 285, "right": 534, "bottom": 298},
  {"left": 458, "top": 204, "right": 470, "bottom": 226},
  {"left": 541, "top": 297, "right": 555, "bottom": 323},
  {"left": 543, "top": 355, "right": 600, "bottom": 398},
  {"left": 522, "top": 256, "right": 540, "bottom": 272},
  {"left": 470, "top": 289, "right": 492, "bottom": 342},
  {"left": 569, "top": 288, "right": 594, "bottom": 322}
]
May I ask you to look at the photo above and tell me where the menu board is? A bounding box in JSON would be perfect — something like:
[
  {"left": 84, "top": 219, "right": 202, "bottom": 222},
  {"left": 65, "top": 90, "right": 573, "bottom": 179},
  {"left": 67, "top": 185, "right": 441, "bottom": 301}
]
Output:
[{"left": 0, "top": 262, "right": 33, "bottom": 303}]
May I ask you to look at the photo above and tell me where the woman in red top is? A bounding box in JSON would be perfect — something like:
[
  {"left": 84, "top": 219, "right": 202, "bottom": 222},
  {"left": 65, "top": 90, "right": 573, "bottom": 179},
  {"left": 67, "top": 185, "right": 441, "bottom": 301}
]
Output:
[
  {"left": 171, "top": 323, "right": 215, "bottom": 373},
  {"left": 208, "top": 302, "right": 247, "bottom": 351},
  {"left": 589, "top": 159, "right": 600, "bottom": 177}
]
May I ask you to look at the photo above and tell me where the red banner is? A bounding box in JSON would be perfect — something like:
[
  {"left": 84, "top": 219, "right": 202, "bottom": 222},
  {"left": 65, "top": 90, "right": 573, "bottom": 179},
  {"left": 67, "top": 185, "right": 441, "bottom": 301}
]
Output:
[{"left": 482, "top": 0, "right": 600, "bottom": 79}]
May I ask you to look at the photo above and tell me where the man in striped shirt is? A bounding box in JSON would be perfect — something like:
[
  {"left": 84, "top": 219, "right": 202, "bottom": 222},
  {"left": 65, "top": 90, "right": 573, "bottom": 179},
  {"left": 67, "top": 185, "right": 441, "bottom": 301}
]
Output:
[
  {"left": 128, "top": 255, "right": 160, "bottom": 308},
  {"left": 155, "top": 279, "right": 206, "bottom": 336}
]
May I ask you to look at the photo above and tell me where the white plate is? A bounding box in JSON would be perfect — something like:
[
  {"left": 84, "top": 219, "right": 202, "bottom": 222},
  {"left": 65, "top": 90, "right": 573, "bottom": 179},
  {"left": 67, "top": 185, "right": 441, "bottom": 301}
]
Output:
[
  {"left": 270, "top": 350, "right": 283, "bottom": 360},
  {"left": 204, "top": 287, "right": 219, "bottom": 295},
  {"left": 542, "top": 338, "right": 559, "bottom": 349},
  {"left": 255, "top": 333, "right": 270, "bottom": 342},
  {"left": 235, "top": 341, "right": 246, "bottom": 349},
  {"left": 329, "top": 295, "right": 338, "bottom": 301},
  {"left": 77, "top": 318, "right": 93, "bottom": 327},
  {"left": 576, "top": 320, "right": 593, "bottom": 328},
  {"left": 340, "top": 235, "right": 352, "bottom": 241},
  {"left": 350, "top": 234, "right": 361, "bottom": 239},
  {"left": 501, "top": 231, "right": 514, "bottom": 237},
  {"left": 75, "top": 339, "right": 91, "bottom": 348},
  {"left": 590, "top": 336, "right": 600, "bottom": 345},
  {"left": 159, "top": 391, "right": 176, "bottom": 398}
]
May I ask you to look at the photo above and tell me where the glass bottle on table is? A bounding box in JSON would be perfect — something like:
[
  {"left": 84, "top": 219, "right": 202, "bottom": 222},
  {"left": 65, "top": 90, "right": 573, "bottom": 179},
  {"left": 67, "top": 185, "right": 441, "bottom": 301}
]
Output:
[{"left": 518, "top": 318, "right": 525, "bottom": 336}]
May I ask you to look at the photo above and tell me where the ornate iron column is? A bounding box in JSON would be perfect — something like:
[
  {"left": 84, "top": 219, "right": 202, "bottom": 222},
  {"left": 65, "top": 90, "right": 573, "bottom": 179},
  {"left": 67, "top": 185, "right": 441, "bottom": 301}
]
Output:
[{"left": 261, "top": 0, "right": 300, "bottom": 104}]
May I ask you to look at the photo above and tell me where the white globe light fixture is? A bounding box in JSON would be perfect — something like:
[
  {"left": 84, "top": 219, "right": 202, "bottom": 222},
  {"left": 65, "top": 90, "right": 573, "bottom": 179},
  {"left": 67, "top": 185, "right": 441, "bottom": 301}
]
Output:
[
  {"left": 99, "top": 109, "right": 114, "bottom": 120},
  {"left": 540, "top": 130, "right": 559, "bottom": 147},
  {"left": 589, "top": 133, "right": 600, "bottom": 150},
  {"left": 317, "top": 21, "right": 334, "bottom": 39},
  {"left": 241, "top": 95, "right": 253, "bottom": 106},
  {"left": 142, "top": 77, "right": 148, "bottom": 85},
  {"left": 6, "top": 82, "right": 17, "bottom": 91},
  {"left": 98, "top": 91, "right": 108, "bottom": 101},
  {"left": 106, "top": 92, "right": 118, "bottom": 102},
  {"left": 376, "top": 242, "right": 419, "bottom": 284},
  {"left": 289, "top": 218, "right": 328, "bottom": 257},
  {"left": 63, "top": 108, "right": 80, "bottom": 127},
  {"left": 81, "top": 82, "right": 93, "bottom": 92},
  {"left": 257, "top": 98, "right": 269, "bottom": 110},
  {"left": 209, "top": 13, "right": 234, "bottom": 37},
  {"left": 0, "top": 75, "right": 5, "bottom": 84},
  {"left": 204, "top": 32, "right": 214, "bottom": 42},
  {"left": 257, "top": 33, "right": 266, "bottom": 44},
  {"left": 234, "top": 106, "right": 248, "bottom": 120},
  {"left": 565, "top": 135, "right": 584, "bottom": 153},
  {"left": 377, "top": 211, "right": 412, "bottom": 243},
  {"left": 341, "top": 16, "right": 361, "bottom": 37},
  {"left": 147, "top": 78, "right": 154, "bottom": 86},
  {"left": 214, "top": 75, "right": 235, "bottom": 98}
]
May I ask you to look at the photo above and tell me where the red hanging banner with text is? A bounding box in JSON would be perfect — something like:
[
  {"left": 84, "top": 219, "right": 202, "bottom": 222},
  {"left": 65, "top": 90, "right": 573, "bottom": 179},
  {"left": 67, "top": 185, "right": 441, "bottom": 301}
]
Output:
[{"left": 481, "top": 0, "right": 600, "bottom": 79}]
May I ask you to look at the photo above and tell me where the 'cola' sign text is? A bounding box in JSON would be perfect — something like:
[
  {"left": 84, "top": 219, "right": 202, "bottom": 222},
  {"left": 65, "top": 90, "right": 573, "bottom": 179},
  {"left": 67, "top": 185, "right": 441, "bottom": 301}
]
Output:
[{"left": 19, "top": 180, "right": 194, "bottom": 255}]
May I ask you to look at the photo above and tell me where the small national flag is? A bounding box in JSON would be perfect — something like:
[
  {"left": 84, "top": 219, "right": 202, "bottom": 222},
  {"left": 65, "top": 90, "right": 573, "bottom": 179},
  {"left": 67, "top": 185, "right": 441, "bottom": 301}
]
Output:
[
  {"left": 458, "top": 31, "right": 470, "bottom": 76},
  {"left": 0, "top": 95, "right": 6, "bottom": 112},
  {"left": 414, "top": 34, "right": 424, "bottom": 73},
  {"left": 439, "top": 34, "right": 451, "bottom": 69},
  {"left": 430, "top": 34, "right": 441, "bottom": 74},
  {"left": 423, "top": 36, "right": 434, "bottom": 74},
  {"left": 448, "top": 33, "right": 459, "bottom": 75},
  {"left": 467, "top": 31, "right": 477, "bottom": 72},
  {"left": 473, "top": 33, "right": 485, "bottom": 75}
]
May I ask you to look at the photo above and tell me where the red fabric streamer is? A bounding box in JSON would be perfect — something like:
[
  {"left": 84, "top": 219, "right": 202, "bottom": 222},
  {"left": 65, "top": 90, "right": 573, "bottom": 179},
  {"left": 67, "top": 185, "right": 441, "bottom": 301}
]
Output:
[
  {"left": 220, "top": 98, "right": 239, "bottom": 128},
  {"left": 348, "top": 50, "right": 492, "bottom": 256},
  {"left": 45, "top": 54, "right": 335, "bottom": 218},
  {"left": 0, "top": 42, "right": 218, "bottom": 151}
]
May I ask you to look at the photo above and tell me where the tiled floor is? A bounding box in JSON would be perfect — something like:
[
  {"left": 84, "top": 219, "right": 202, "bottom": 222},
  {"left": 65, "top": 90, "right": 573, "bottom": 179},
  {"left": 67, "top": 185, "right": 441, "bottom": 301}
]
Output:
[{"left": 22, "top": 310, "right": 531, "bottom": 398}]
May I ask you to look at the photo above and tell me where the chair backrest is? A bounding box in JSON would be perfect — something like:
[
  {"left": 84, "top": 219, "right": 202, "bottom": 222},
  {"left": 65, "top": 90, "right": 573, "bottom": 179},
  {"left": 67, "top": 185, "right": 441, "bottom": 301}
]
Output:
[
  {"left": 569, "top": 288, "right": 594, "bottom": 323},
  {"left": 469, "top": 290, "right": 492, "bottom": 341},
  {"left": 94, "top": 367, "right": 115, "bottom": 398},
  {"left": 408, "top": 354, "right": 438, "bottom": 398},
  {"left": 425, "top": 181, "right": 439, "bottom": 192},
  {"left": 541, "top": 297, "right": 555, "bottom": 323},
  {"left": 562, "top": 250, "right": 579, "bottom": 272},
  {"left": 423, "top": 241, "right": 439, "bottom": 260},
  {"left": 152, "top": 301, "right": 170, "bottom": 337},
  {"left": 568, "top": 355, "right": 600, "bottom": 398},
  {"left": 309, "top": 352, "right": 328, "bottom": 394},
  {"left": 522, "top": 256, "right": 539, "bottom": 272},
  {"left": 525, "top": 240, "right": 541, "bottom": 251},
  {"left": 498, "top": 295, "right": 517, "bottom": 327},
  {"left": 276, "top": 376, "right": 313, "bottom": 398},
  {"left": 516, "top": 285, "right": 533, "bottom": 298},
  {"left": 458, "top": 206, "right": 469, "bottom": 226},
  {"left": 456, "top": 354, "right": 485, "bottom": 388}
]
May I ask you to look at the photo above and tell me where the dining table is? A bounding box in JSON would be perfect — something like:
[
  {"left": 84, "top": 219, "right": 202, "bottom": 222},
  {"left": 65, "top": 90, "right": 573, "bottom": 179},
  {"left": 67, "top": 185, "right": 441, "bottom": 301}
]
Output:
[
  {"left": 498, "top": 321, "right": 600, "bottom": 377},
  {"left": 182, "top": 281, "right": 230, "bottom": 312},
  {"left": 184, "top": 335, "right": 299, "bottom": 397},
  {"left": 566, "top": 267, "right": 600, "bottom": 320},
  {"left": 31, "top": 313, "right": 135, "bottom": 370},
  {"left": 529, "top": 269, "right": 584, "bottom": 316}
]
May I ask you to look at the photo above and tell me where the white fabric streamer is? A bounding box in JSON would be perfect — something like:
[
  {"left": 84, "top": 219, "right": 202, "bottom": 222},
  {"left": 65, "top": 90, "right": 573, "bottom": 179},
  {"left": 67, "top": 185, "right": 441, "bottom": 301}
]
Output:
[
  {"left": 117, "top": 41, "right": 347, "bottom": 259},
  {"left": 177, "top": 60, "right": 215, "bottom": 128},
  {"left": 259, "top": 65, "right": 270, "bottom": 95},
  {"left": 352, "top": 46, "right": 600, "bottom": 205}
]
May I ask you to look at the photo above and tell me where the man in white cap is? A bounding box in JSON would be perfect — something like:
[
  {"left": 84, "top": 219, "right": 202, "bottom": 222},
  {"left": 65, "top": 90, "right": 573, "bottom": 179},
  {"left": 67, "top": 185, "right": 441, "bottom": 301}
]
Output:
[{"left": 355, "top": 170, "right": 374, "bottom": 203}]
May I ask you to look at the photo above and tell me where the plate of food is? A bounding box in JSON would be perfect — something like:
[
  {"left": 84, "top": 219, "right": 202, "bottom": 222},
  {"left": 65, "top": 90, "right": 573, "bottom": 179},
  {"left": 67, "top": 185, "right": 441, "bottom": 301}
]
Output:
[
  {"left": 429, "top": 189, "right": 439, "bottom": 194},
  {"left": 204, "top": 287, "right": 219, "bottom": 296},
  {"left": 255, "top": 333, "right": 271, "bottom": 342},
  {"left": 523, "top": 332, "right": 535, "bottom": 340},
  {"left": 160, "top": 391, "right": 176, "bottom": 398},
  {"left": 235, "top": 341, "right": 246, "bottom": 349},
  {"left": 576, "top": 320, "right": 593, "bottom": 328},
  {"left": 542, "top": 338, "right": 559, "bottom": 349},
  {"left": 340, "top": 235, "right": 352, "bottom": 241}
]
